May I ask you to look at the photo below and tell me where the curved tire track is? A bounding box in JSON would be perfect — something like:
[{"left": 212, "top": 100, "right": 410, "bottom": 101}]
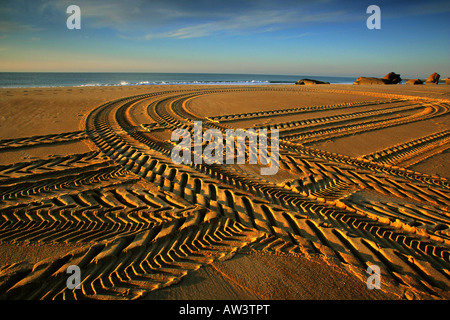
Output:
[{"left": 0, "top": 86, "right": 449, "bottom": 299}]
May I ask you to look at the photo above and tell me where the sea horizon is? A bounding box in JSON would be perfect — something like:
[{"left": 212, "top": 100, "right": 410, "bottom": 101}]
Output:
[{"left": 0, "top": 72, "right": 358, "bottom": 88}]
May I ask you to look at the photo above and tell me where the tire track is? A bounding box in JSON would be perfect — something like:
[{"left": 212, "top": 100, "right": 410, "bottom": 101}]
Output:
[
  {"left": 80, "top": 87, "right": 450, "bottom": 298},
  {"left": 0, "top": 162, "right": 131, "bottom": 203},
  {"left": 284, "top": 102, "right": 449, "bottom": 144},
  {"left": 362, "top": 129, "right": 450, "bottom": 167},
  {"left": 0, "top": 151, "right": 104, "bottom": 179},
  {"left": 208, "top": 98, "right": 406, "bottom": 123},
  {"left": 249, "top": 102, "right": 423, "bottom": 134},
  {"left": 1, "top": 86, "right": 449, "bottom": 299},
  {"left": 0, "top": 131, "right": 87, "bottom": 152},
  {"left": 0, "top": 184, "right": 198, "bottom": 244},
  {"left": 0, "top": 213, "right": 265, "bottom": 300}
]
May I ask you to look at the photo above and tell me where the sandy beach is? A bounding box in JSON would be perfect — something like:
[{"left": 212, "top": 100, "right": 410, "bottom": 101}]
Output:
[{"left": 0, "top": 83, "right": 449, "bottom": 300}]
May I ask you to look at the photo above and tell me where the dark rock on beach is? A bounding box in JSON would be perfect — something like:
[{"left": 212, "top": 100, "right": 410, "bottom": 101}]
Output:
[
  {"left": 295, "top": 79, "right": 330, "bottom": 85},
  {"left": 406, "top": 79, "right": 423, "bottom": 85},
  {"left": 353, "top": 77, "right": 393, "bottom": 85},
  {"left": 353, "top": 72, "right": 401, "bottom": 85},
  {"left": 383, "top": 72, "right": 402, "bottom": 84},
  {"left": 426, "top": 72, "right": 440, "bottom": 84}
]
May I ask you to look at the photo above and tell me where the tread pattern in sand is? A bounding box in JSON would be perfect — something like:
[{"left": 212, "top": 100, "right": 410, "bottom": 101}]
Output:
[
  {"left": 0, "top": 86, "right": 449, "bottom": 300},
  {"left": 0, "top": 131, "right": 87, "bottom": 152}
]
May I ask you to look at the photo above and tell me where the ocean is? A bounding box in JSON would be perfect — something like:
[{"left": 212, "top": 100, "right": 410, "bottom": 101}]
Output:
[{"left": 0, "top": 72, "right": 356, "bottom": 88}]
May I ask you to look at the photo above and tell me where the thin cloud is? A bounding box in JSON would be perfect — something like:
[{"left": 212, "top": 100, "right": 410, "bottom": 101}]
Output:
[
  {"left": 0, "top": 21, "right": 43, "bottom": 33},
  {"left": 36, "top": 0, "right": 207, "bottom": 31},
  {"left": 28, "top": 0, "right": 354, "bottom": 39},
  {"left": 145, "top": 9, "right": 351, "bottom": 39},
  {"left": 2, "top": 0, "right": 448, "bottom": 40}
]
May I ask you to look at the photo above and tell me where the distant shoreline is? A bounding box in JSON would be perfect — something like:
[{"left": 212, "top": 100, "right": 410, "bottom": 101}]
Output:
[
  {"left": 1, "top": 72, "right": 447, "bottom": 89},
  {"left": 0, "top": 72, "right": 357, "bottom": 88}
]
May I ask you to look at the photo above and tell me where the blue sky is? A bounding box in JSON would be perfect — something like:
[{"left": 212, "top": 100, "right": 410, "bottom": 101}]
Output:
[{"left": 0, "top": 0, "right": 449, "bottom": 78}]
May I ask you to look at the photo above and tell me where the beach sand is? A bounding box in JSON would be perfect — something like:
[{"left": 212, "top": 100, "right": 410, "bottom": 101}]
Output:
[{"left": 0, "top": 84, "right": 449, "bottom": 300}]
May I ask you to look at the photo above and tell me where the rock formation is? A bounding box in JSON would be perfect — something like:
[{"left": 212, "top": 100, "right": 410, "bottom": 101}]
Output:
[
  {"left": 425, "top": 72, "right": 440, "bottom": 84},
  {"left": 295, "top": 79, "right": 330, "bottom": 85},
  {"left": 383, "top": 72, "right": 402, "bottom": 84},
  {"left": 406, "top": 79, "right": 423, "bottom": 85},
  {"left": 353, "top": 77, "right": 393, "bottom": 85},
  {"left": 353, "top": 72, "right": 401, "bottom": 85}
]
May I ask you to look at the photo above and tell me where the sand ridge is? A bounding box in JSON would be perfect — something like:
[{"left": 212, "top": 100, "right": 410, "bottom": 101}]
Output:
[{"left": 0, "top": 84, "right": 449, "bottom": 300}]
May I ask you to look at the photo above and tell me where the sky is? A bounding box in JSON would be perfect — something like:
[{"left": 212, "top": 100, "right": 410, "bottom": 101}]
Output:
[{"left": 0, "top": 0, "right": 449, "bottom": 78}]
